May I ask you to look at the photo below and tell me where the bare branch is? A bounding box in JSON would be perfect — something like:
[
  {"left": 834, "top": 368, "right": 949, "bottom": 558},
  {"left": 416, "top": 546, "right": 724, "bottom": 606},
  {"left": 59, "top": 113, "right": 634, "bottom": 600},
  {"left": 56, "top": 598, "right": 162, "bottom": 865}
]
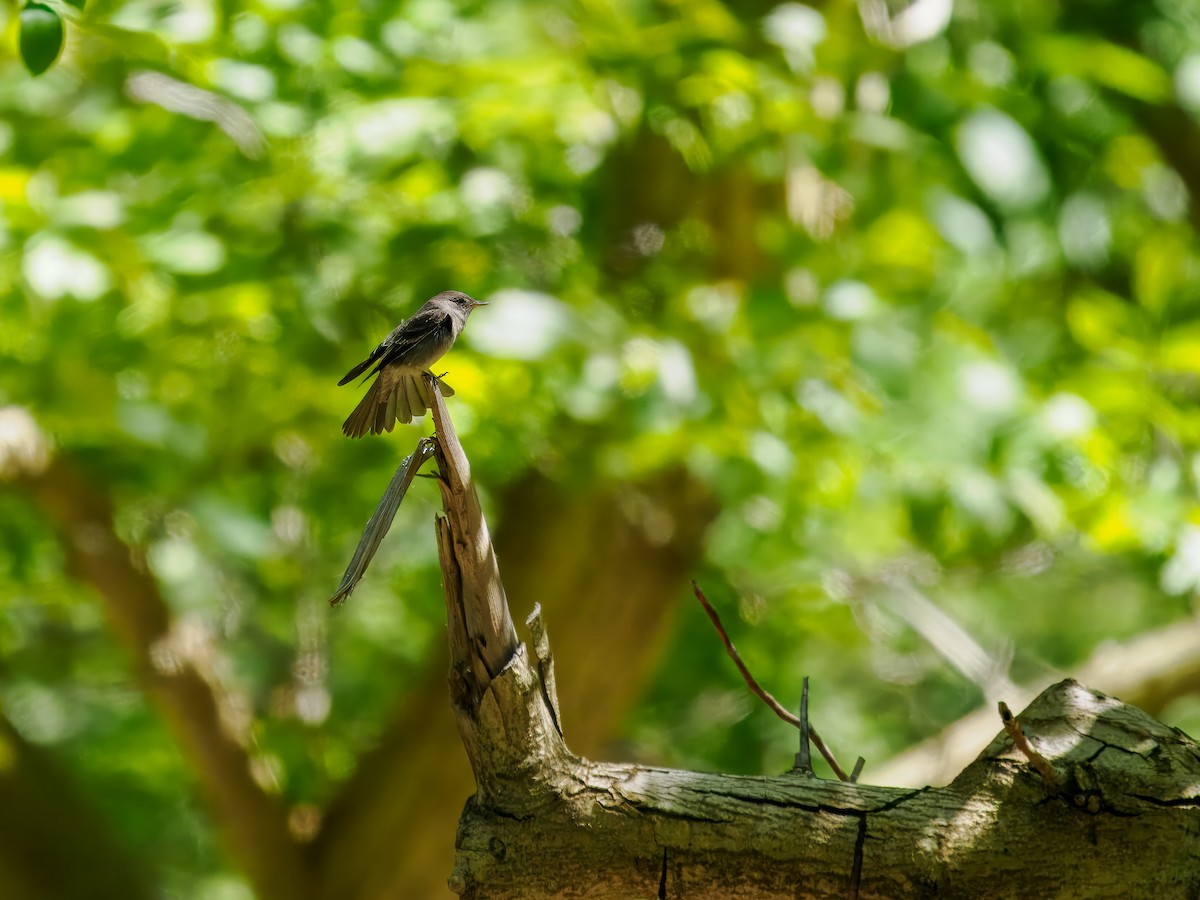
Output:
[
  {"left": 998, "top": 701, "right": 1061, "bottom": 790},
  {"left": 313, "top": 464, "right": 713, "bottom": 899},
  {"left": 329, "top": 437, "right": 437, "bottom": 606},
  {"left": 126, "top": 71, "right": 266, "bottom": 159},
  {"left": 691, "top": 581, "right": 851, "bottom": 782},
  {"left": 427, "top": 375, "right": 518, "bottom": 681}
]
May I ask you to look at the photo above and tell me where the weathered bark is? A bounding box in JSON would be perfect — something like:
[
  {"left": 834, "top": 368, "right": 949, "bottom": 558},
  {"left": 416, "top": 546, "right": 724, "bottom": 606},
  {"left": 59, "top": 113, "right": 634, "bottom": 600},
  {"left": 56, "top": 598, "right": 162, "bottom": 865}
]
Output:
[
  {"left": 429, "top": 393, "right": 1200, "bottom": 899},
  {"left": 450, "top": 674, "right": 1200, "bottom": 899}
]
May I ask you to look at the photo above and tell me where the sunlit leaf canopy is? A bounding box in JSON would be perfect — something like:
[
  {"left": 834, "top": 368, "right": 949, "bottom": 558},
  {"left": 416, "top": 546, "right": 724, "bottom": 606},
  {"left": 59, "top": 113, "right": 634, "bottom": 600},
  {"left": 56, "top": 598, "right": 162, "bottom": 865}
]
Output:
[{"left": 4, "top": 0, "right": 1200, "bottom": 892}]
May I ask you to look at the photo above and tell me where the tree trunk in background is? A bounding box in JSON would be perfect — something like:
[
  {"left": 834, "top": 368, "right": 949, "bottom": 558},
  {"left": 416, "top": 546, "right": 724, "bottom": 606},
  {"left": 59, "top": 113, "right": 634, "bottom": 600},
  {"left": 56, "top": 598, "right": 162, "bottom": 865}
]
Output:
[
  {"left": 0, "top": 717, "right": 154, "bottom": 900},
  {"left": 493, "top": 470, "right": 715, "bottom": 758},
  {"left": 597, "top": 131, "right": 769, "bottom": 284}
]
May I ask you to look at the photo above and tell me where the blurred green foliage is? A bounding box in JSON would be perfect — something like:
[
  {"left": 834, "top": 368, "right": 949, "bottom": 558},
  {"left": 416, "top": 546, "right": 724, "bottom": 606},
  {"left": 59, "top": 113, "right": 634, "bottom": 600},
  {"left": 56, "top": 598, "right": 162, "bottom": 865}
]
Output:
[{"left": 4, "top": 0, "right": 1200, "bottom": 894}]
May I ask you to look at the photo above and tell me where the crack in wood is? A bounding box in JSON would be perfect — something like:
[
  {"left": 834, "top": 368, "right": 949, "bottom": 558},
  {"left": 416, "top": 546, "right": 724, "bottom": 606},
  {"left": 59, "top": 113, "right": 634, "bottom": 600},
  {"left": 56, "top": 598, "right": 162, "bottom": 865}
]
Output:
[
  {"left": 850, "top": 812, "right": 866, "bottom": 900},
  {"left": 1126, "top": 793, "right": 1200, "bottom": 808},
  {"left": 868, "top": 787, "right": 927, "bottom": 814}
]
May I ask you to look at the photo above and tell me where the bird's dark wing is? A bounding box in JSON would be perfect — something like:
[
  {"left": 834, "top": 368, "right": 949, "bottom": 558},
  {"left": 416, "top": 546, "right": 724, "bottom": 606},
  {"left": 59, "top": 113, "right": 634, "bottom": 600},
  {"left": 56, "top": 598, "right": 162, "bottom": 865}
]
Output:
[
  {"left": 338, "top": 311, "right": 452, "bottom": 385},
  {"left": 338, "top": 340, "right": 389, "bottom": 385},
  {"left": 374, "top": 312, "right": 454, "bottom": 373}
]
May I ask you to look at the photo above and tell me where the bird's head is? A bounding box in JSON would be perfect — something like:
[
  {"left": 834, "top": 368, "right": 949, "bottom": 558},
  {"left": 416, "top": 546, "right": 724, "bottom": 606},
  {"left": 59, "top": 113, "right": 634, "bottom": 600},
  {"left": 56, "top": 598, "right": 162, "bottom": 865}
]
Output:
[{"left": 436, "top": 290, "right": 487, "bottom": 314}]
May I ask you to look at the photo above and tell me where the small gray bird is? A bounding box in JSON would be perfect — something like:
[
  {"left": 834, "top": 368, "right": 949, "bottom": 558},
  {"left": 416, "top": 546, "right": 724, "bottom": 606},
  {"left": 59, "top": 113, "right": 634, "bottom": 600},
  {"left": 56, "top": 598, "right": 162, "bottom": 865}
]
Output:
[{"left": 339, "top": 290, "right": 486, "bottom": 438}]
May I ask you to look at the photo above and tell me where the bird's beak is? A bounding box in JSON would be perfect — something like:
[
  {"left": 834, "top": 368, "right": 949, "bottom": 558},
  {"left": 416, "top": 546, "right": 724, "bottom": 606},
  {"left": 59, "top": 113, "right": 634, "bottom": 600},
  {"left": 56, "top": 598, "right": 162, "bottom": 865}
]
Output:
[{"left": 473, "top": 300, "right": 489, "bottom": 307}]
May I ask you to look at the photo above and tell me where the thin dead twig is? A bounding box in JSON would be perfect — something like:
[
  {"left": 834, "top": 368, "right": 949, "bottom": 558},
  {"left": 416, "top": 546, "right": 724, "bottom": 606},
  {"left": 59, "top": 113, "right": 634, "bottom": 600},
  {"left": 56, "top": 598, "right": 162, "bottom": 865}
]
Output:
[
  {"left": 691, "top": 581, "right": 854, "bottom": 782},
  {"left": 998, "top": 701, "right": 1061, "bottom": 789}
]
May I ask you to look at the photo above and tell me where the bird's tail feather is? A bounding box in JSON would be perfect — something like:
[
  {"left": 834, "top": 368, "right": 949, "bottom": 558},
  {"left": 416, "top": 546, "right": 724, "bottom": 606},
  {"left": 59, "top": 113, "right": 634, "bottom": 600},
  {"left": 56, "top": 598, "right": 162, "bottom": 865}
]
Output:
[
  {"left": 383, "top": 387, "right": 398, "bottom": 433},
  {"left": 404, "top": 375, "right": 424, "bottom": 418},
  {"left": 394, "top": 379, "right": 413, "bottom": 425},
  {"left": 343, "top": 378, "right": 382, "bottom": 438},
  {"left": 341, "top": 372, "right": 455, "bottom": 438}
]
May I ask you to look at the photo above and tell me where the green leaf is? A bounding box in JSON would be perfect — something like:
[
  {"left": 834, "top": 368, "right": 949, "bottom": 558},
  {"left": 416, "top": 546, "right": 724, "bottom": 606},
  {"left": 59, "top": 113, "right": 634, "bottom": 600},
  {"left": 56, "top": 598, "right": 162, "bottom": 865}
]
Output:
[
  {"left": 19, "top": 3, "right": 65, "bottom": 76},
  {"left": 63, "top": 0, "right": 87, "bottom": 9}
]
